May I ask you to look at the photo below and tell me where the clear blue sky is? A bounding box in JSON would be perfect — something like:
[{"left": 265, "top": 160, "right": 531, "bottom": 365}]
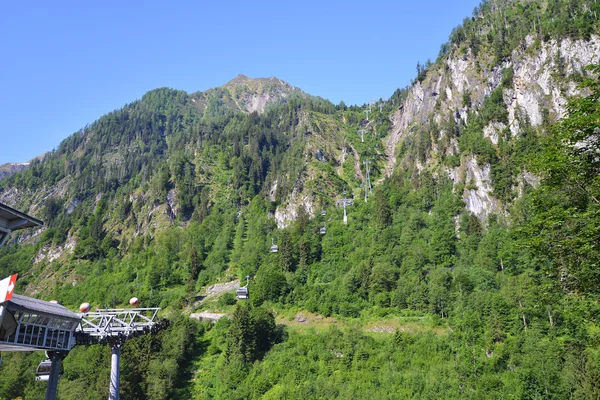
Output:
[{"left": 0, "top": 0, "right": 480, "bottom": 164}]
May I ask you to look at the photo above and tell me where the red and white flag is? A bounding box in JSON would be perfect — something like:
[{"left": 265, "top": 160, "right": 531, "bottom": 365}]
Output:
[{"left": 0, "top": 273, "right": 18, "bottom": 303}]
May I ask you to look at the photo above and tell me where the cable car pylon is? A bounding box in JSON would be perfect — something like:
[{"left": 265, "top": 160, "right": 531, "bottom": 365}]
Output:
[
  {"left": 363, "top": 160, "right": 372, "bottom": 202},
  {"left": 76, "top": 305, "right": 167, "bottom": 400},
  {"left": 358, "top": 129, "right": 367, "bottom": 143},
  {"left": 337, "top": 198, "right": 353, "bottom": 225},
  {"left": 43, "top": 351, "right": 67, "bottom": 400}
]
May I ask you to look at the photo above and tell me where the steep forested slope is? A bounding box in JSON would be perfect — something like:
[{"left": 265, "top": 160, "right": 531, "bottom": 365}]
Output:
[{"left": 2, "top": 0, "right": 600, "bottom": 398}]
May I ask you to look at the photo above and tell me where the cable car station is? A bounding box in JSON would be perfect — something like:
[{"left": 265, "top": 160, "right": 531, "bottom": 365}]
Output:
[
  {"left": 0, "top": 294, "right": 80, "bottom": 352},
  {"left": 0, "top": 202, "right": 165, "bottom": 400}
]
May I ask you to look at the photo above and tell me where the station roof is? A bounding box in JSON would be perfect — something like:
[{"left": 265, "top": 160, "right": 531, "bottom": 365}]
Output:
[
  {"left": 0, "top": 202, "right": 43, "bottom": 231},
  {"left": 1, "top": 294, "right": 81, "bottom": 352},
  {"left": 6, "top": 294, "right": 81, "bottom": 321}
]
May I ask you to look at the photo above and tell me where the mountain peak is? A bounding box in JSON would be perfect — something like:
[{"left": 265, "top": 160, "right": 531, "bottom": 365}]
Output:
[
  {"left": 228, "top": 74, "right": 251, "bottom": 84},
  {"left": 219, "top": 75, "right": 301, "bottom": 114},
  {"left": 223, "top": 74, "right": 292, "bottom": 89}
]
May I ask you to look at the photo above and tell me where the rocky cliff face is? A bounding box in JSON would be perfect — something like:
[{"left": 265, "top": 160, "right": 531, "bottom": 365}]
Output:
[{"left": 384, "top": 35, "right": 600, "bottom": 219}]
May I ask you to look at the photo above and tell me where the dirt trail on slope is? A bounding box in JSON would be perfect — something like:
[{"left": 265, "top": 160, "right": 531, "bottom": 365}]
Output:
[
  {"left": 349, "top": 144, "right": 364, "bottom": 180},
  {"left": 380, "top": 109, "right": 405, "bottom": 182},
  {"left": 204, "top": 279, "right": 240, "bottom": 298},
  {"left": 193, "top": 279, "right": 240, "bottom": 307},
  {"left": 381, "top": 134, "right": 398, "bottom": 182}
]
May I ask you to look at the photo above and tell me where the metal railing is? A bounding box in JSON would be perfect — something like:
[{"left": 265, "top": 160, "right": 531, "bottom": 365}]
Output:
[{"left": 76, "top": 308, "right": 165, "bottom": 345}]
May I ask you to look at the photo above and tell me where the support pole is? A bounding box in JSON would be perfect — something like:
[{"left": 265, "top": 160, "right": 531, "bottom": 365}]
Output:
[
  {"left": 45, "top": 352, "right": 64, "bottom": 400},
  {"left": 109, "top": 345, "right": 121, "bottom": 400},
  {"left": 0, "top": 228, "right": 10, "bottom": 247},
  {"left": 363, "top": 161, "right": 371, "bottom": 202},
  {"left": 358, "top": 129, "right": 367, "bottom": 143},
  {"left": 364, "top": 169, "right": 368, "bottom": 203},
  {"left": 367, "top": 162, "right": 372, "bottom": 196},
  {"left": 0, "top": 305, "right": 5, "bottom": 335},
  {"left": 343, "top": 203, "right": 347, "bottom": 225}
]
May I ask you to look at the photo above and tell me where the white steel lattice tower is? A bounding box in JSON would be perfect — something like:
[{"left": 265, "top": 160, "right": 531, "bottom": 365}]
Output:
[
  {"left": 77, "top": 308, "right": 165, "bottom": 400},
  {"left": 363, "top": 160, "right": 372, "bottom": 202},
  {"left": 358, "top": 129, "right": 367, "bottom": 143}
]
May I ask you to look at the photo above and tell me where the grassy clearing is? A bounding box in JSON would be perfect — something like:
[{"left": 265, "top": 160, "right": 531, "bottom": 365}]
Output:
[{"left": 273, "top": 308, "right": 450, "bottom": 336}]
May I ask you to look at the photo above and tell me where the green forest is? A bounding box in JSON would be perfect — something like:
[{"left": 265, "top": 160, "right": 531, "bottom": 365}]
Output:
[{"left": 1, "top": 0, "right": 600, "bottom": 398}]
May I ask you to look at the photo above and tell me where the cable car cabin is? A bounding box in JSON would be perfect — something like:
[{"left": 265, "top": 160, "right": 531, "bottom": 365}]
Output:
[
  {"left": 36, "top": 360, "right": 52, "bottom": 381},
  {"left": 35, "top": 360, "right": 52, "bottom": 381},
  {"left": 321, "top": 210, "right": 326, "bottom": 216},
  {"left": 35, "top": 359, "right": 63, "bottom": 381},
  {"left": 270, "top": 238, "right": 278, "bottom": 253},
  {"left": 320, "top": 227, "right": 326, "bottom": 235},
  {"left": 236, "top": 287, "right": 249, "bottom": 300}
]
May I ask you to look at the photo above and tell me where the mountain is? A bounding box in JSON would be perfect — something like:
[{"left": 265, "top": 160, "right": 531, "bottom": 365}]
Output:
[
  {"left": 0, "top": 162, "right": 29, "bottom": 180},
  {"left": 0, "top": 154, "right": 46, "bottom": 180},
  {"left": 1, "top": 0, "right": 600, "bottom": 398}
]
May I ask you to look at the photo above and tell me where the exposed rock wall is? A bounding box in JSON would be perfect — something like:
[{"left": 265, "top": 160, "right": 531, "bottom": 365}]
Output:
[
  {"left": 385, "top": 35, "right": 600, "bottom": 219},
  {"left": 462, "top": 156, "right": 502, "bottom": 220}
]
